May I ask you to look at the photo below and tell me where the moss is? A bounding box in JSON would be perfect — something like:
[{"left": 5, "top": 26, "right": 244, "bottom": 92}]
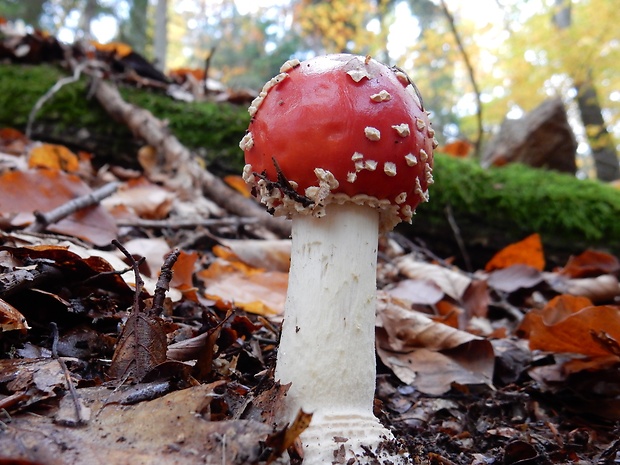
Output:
[
  {"left": 415, "top": 154, "right": 620, "bottom": 253},
  {"left": 0, "top": 63, "right": 249, "bottom": 173}
]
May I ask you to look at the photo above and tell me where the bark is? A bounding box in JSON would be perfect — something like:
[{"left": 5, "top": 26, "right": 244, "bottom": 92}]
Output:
[{"left": 575, "top": 77, "right": 620, "bottom": 182}]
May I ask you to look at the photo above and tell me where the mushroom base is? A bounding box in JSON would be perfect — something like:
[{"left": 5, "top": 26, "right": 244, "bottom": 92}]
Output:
[{"left": 296, "top": 413, "right": 408, "bottom": 464}]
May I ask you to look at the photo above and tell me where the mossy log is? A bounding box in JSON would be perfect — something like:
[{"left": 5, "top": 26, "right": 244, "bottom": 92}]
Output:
[
  {"left": 1, "top": 63, "right": 619, "bottom": 267},
  {"left": 0, "top": 63, "right": 250, "bottom": 175}
]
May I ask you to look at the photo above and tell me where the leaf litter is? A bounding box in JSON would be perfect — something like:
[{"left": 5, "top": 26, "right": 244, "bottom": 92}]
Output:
[{"left": 0, "top": 35, "right": 619, "bottom": 464}]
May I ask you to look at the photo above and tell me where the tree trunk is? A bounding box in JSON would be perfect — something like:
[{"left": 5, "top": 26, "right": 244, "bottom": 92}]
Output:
[
  {"left": 153, "top": 0, "right": 168, "bottom": 71},
  {"left": 575, "top": 77, "right": 620, "bottom": 182},
  {"left": 121, "top": 0, "right": 148, "bottom": 55},
  {"left": 77, "top": 0, "right": 98, "bottom": 41},
  {"left": 553, "top": 0, "right": 620, "bottom": 181}
]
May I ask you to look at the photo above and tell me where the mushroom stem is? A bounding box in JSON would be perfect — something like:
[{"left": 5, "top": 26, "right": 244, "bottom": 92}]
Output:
[{"left": 276, "top": 203, "right": 404, "bottom": 463}]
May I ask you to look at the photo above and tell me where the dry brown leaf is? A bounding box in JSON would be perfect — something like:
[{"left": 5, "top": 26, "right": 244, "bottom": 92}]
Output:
[
  {"left": 216, "top": 239, "right": 292, "bottom": 273},
  {"left": 487, "top": 264, "right": 543, "bottom": 293},
  {"left": 102, "top": 177, "right": 174, "bottom": 219},
  {"left": 197, "top": 258, "right": 287, "bottom": 315},
  {"left": 0, "top": 297, "right": 29, "bottom": 331},
  {"left": 385, "top": 278, "right": 444, "bottom": 305},
  {"left": 109, "top": 311, "right": 168, "bottom": 382},
  {"left": 376, "top": 293, "right": 494, "bottom": 394},
  {"left": 0, "top": 169, "right": 117, "bottom": 245},
  {"left": 395, "top": 256, "right": 471, "bottom": 300},
  {"left": 518, "top": 294, "right": 620, "bottom": 357},
  {"left": 0, "top": 383, "right": 275, "bottom": 465},
  {"left": 485, "top": 233, "right": 545, "bottom": 272},
  {"left": 550, "top": 274, "right": 620, "bottom": 303},
  {"left": 28, "top": 143, "right": 79, "bottom": 172},
  {"left": 559, "top": 249, "right": 620, "bottom": 278}
]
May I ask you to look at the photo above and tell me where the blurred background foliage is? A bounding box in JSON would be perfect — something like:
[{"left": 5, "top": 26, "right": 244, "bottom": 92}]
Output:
[{"left": 1, "top": 0, "right": 619, "bottom": 180}]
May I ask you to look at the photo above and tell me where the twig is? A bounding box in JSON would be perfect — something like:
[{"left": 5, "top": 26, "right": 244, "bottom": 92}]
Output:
[
  {"left": 112, "top": 239, "right": 144, "bottom": 314},
  {"left": 438, "top": 0, "right": 483, "bottom": 157},
  {"left": 151, "top": 248, "right": 180, "bottom": 315},
  {"left": 50, "top": 322, "right": 88, "bottom": 425},
  {"left": 26, "top": 61, "right": 89, "bottom": 138},
  {"left": 116, "top": 216, "right": 257, "bottom": 229},
  {"left": 26, "top": 181, "right": 120, "bottom": 233},
  {"left": 444, "top": 203, "right": 472, "bottom": 272}
]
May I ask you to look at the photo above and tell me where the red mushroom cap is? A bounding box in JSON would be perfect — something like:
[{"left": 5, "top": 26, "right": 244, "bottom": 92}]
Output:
[{"left": 241, "top": 54, "right": 437, "bottom": 232}]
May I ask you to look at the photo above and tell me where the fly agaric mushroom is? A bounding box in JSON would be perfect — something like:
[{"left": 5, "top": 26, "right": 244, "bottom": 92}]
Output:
[{"left": 240, "top": 54, "right": 436, "bottom": 464}]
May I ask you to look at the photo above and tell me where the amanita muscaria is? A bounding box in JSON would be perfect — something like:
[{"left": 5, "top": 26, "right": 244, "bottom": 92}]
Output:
[{"left": 240, "top": 54, "right": 436, "bottom": 464}]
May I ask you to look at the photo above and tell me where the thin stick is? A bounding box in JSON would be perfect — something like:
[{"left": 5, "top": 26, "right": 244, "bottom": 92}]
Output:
[
  {"left": 50, "top": 322, "right": 88, "bottom": 425},
  {"left": 26, "top": 182, "right": 120, "bottom": 233},
  {"left": 26, "top": 62, "right": 88, "bottom": 138}
]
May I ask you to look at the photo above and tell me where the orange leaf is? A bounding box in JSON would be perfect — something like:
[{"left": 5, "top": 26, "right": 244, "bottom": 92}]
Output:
[
  {"left": 197, "top": 259, "right": 287, "bottom": 315},
  {"left": 224, "top": 175, "right": 252, "bottom": 198},
  {"left": 485, "top": 234, "right": 545, "bottom": 272},
  {"left": 560, "top": 249, "right": 620, "bottom": 278},
  {"left": 439, "top": 140, "right": 472, "bottom": 157},
  {"left": 518, "top": 295, "right": 620, "bottom": 357},
  {"left": 170, "top": 250, "right": 199, "bottom": 301},
  {"left": 28, "top": 143, "right": 79, "bottom": 172},
  {"left": 90, "top": 40, "right": 133, "bottom": 57}
]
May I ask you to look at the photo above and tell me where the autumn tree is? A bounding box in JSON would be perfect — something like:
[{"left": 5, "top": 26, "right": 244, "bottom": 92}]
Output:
[
  {"left": 484, "top": 0, "right": 620, "bottom": 180},
  {"left": 552, "top": 0, "right": 619, "bottom": 181}
]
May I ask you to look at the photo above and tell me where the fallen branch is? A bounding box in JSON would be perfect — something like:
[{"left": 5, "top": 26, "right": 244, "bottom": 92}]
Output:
[{"left": 87, "top": 68, "right": 291, "bottom": 238}]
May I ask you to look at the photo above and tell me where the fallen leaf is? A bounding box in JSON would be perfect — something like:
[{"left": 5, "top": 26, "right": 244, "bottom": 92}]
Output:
[
  {"left": 224, "top": 174, "right": 252, "bottom": 198},
  {"left": 518, "top": 294, "right": 620, "bottom": 357},
  {"left": 197, "top": 258, "right": 287, "bottom": 315},
  {"left": 102, "top": 177, "right": 174, "bottom": 220},
  {"left": 216, "top": 239, "right": 291, "bottom": 273},
  {"left": 28, "top": 143, "right": 79, "bottom": 172},
  {"left": 385, "top": 279, "right": 444, "bottom": 306},
  {"left": 109, "top": 311, "right": 168, "bottom": 382},
  {"left": 395, "top": 256, "right": 471, "bottom": 300},
  {"left": 376, "top": 293, "right": 494, "bottom": 395},
  {"left": 559, "top": 249, "right": 620, "bottom": 278},
  {"left": 0, "top": 298, "right": 29, "bottom": 331},
  {"left": 487, "top": 264, "right": 543, "bottom": 293},
  {"left": 0, "top": 383, "right": 277, "bottom": 465},
  {"left": 0, "top": 169, "right": 117, "bottom": 246},
  {"left": 485, "top": 234, "right": 545, "bottom": 272}
]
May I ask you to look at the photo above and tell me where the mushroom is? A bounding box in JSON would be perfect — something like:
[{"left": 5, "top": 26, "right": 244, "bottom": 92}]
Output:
[{"left": 240, "top": 54, "right": 436, "bottom": 464}]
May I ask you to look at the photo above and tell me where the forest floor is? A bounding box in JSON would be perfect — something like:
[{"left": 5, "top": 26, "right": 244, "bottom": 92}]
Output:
[{"left": 1, "top": 28, "right": 620, "bottom": 465}]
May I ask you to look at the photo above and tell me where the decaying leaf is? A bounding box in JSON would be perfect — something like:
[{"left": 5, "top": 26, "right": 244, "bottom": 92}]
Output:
[
  {"left": 376, "top": 293, "right": 495, "bottom": 395},
  {"left": 485, "top": 233, "right": 545, "bottom": 272},
  {"left": 0, "top": 383, "right": 279, "bottom": 465},
  {"left": 109, "top": 311, "right": 168, "bottom": 381}
]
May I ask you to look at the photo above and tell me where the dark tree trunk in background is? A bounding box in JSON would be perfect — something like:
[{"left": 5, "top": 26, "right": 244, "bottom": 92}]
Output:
[
  {"left": 553, "top": 0, "right": 620, "bottom": 181},
  {"left": 120, "top": 0, "right": 148, "bottom": 55},
  {"left": 77, "top": 0, "right": 98, "bottom": 41},
  {"left": 575, "top": 76, "right": 620, "bottom": 182}
]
